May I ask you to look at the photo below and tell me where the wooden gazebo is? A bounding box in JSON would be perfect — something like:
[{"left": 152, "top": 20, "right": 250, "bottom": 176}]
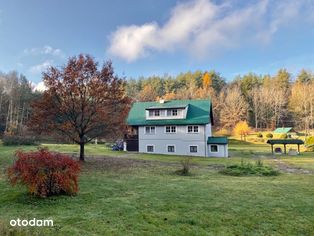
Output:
[{"left": 266, "top": 139, "right": 304, "bottom": 155}]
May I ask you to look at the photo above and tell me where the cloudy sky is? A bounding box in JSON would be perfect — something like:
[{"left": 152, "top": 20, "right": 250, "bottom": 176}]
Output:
[{"left": 1, "top": 0, "right": 314, "bottom": 83}]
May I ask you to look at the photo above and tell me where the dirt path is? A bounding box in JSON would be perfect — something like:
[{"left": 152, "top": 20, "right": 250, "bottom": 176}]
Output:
[{"left": 272, "top": 159, "right": 313, "bottom": 174}]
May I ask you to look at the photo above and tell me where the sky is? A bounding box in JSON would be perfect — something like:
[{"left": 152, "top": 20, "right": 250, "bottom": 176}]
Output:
[{"left": 1, "top": 0, "right": 314, "bottom": 87}]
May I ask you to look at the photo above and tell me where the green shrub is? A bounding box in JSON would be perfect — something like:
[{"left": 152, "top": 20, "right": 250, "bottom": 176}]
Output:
[
  {"left": 2, "top": 135, "right": 36, "bottom": 146},
  {"left": 266, "top": 133, "right": 273, "bottom": 138},
  {"left": 219, "top": 160, "right": 279, "bottom": 176},
  {"left": 305, "top": 136, "right": 314, "bottom": 151},
  {"left": 257, "top": 133, "right": 263, "bottom": 138},
  {"left": 280, "top": 133, "right": 288, "bottom": 139}
]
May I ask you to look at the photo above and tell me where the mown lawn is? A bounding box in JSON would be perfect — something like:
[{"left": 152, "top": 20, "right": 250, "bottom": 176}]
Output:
[{"left": 0, "top": 140, "right": 313, "bottom": 235}]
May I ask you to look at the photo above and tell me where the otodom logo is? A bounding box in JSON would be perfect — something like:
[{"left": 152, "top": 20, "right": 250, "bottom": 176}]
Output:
[{"left": 10, "top": 218, "right": 53, "bottom": 227}]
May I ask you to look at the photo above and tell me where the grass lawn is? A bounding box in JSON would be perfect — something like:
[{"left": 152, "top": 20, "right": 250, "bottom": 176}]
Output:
[{"left": 0, "top": 140, "right": 313, "bottom": 235}]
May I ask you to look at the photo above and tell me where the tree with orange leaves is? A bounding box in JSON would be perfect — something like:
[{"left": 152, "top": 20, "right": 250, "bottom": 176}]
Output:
[
  {"left": 28, "top": 54, "right": 130, "bottom": 161},
  {"left": 202, "top": 72, "right": 212, "bottom": 88}
]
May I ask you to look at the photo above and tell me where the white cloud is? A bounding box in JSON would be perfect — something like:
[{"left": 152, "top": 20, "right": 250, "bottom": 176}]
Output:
[
  {"left": 108, "top": 0, "right": 314, "bottom": 62},
  {"left": 29, "top": 60, "right": 53, "bottom": 74},
  {"left": 33, "top": 81, "right": 47, "bottom": 92},
  {"left": 24, "top": 45, "right": 65, "bottom": 58}
]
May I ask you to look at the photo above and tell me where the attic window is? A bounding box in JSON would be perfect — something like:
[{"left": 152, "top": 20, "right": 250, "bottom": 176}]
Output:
[
  {"left": 149, "top": 110, "right": 160, "bottom": 117},
  {"left": 167, "top": 109, "right": 178, "bottom": 116}
]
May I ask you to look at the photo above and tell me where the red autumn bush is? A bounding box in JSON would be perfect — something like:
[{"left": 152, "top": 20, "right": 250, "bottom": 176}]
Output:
[{"left": 7, "top": 148, "right": 80, "bottom": 197}]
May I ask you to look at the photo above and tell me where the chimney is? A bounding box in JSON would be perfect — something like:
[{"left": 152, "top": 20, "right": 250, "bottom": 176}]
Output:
[{"left": 159, "top": 99, "right": 165, "bottom": 104}]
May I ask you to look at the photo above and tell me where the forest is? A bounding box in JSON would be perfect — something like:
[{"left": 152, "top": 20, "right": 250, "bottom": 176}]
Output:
[{"left": 0, "top": 68, "right": 314, "bottom": 137}]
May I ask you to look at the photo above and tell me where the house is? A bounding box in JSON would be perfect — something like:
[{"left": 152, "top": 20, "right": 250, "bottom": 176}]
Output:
[
  {"left": 273, "top": 127, "right": 297, "bottom": 138},
  {"left": 124, "top": 99, "right": 228, "bottom": 157}
]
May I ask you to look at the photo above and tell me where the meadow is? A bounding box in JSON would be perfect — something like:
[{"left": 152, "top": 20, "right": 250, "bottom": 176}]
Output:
[{"left": 0, "top": 139, "right": 313, "bottom": 235}]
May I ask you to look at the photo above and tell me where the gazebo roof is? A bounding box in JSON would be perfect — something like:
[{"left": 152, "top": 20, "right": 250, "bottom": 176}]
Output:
[{"left": 266, "top": 139, "right": 304, "bottom": 145}]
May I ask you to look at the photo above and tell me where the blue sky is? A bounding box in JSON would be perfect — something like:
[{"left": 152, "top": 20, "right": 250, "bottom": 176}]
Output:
[{"left": 1, "top": 0, "right": 314, "bottom": 85}]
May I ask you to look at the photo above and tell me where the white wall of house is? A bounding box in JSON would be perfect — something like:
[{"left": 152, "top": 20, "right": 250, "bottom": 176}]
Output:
[
  {"left": 138, "top": 125, "right": 207, "bottom": 156},
  {"left": 207, "top": 144, "right": 228, "bottom": 157}
]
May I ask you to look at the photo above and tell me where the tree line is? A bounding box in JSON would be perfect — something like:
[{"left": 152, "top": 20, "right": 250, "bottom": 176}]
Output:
[
  {"left": 126, "top": 69, "right": 314, "bottom": 133},
  {"left": 1, "top": 65, "right": 314, "bottom": 139},
  {"left": 0, "top": 71, "right": 40, "bottom": 136}
]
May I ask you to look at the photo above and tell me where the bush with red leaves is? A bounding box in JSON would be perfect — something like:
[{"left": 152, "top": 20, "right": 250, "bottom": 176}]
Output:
[{"left": 7, "top": 148, "right": 80, "bottom": 197}]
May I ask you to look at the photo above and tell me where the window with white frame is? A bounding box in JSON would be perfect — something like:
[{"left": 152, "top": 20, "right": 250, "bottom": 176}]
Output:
[
  {"left": 167, "top": 145, "right": 175, "bottom": 153},
  {"left": 165, "top": 126, "right": 176, "bottom": 133},
  {"left": 147, "top": 145, "right": 154, "bottom": 152},
  {"left": 145, "top": 126, "right": 156, "bottom": 134},
  {"left": 190, "top": 145, "right": 198, "bottom": 153},
  {"left": 210, "top": 145, "right": 218, "bottom": 152},
  {"left": 154, "top": 110, "right": 160, "bottom": 116},
  {"left": 166, "top": 109, "right": 178, "bottom": 116},
  {"left": 148, "top": 110, "right": 154, "bottom": 117},
  {"left": 187, "top": 125, "right": 199, "bottom": 133}
]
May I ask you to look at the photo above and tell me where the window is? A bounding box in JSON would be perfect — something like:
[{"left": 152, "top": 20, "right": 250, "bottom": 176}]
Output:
[
  {"left": 210, "top": 145, "right": 218, "bottom": 152},
  {"left": 190, "top": 145, "right": 198, "bottom": 153},
  {"left": 145, "top": 126, "right": 155, "bottom": 134},
  {"left": 165, "top": 126, "right": 176, "bottom": 133},
  {"left": 154, "top": 110, "right": 160, "bottom": 116},
  {"left": 167, "top": 145, "right": 175, "bottom": 153},
  {"left": 147, "top": 145, "right": 154, "bottom": 152},
  {"left": 149, "top": 110, "right": 154, "bottom": 117},
  {"left": 167, "top": 109, "right": 178, "bottom": 116},
  {"left": 187, "top": 125, "right": 199, "bottom": 133}
]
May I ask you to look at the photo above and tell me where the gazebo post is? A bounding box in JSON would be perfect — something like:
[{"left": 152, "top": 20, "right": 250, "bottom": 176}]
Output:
[
  {"left": 297, "top": 144, "right": 300, "bottom": 153},
  {"left": 284, "top": 144, "right": 286, "bottom": 154},
  {"left": 271, "top": 144, "right": 274, "bottom": 154}
]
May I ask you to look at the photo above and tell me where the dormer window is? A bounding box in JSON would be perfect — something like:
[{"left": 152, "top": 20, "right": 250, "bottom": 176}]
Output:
[
  {"left": 166, "top": 109, "right": 178, "bottom": 116},
  {"left": 149, "top": 110, "right": 160, "bottom": 117}
]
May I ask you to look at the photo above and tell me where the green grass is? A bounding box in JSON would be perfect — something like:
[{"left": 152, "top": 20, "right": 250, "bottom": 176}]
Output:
[{"left": 0, "top": 140, "right": 313, "bottom": 235}]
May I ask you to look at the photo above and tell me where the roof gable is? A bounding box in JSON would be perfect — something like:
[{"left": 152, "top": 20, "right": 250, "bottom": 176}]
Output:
[
  {"left": 273, "top": 127, "right": 294, "bottom": 133},
  {"left": 127, "top": 99, "right": 213, "bottom": 126}
]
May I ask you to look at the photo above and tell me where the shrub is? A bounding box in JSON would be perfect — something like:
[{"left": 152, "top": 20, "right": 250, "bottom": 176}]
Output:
[
  {"left": 2, "top": 135, "right": 36, "bottom": 146},
  {"left": 266, "top": 133, "right": 273, "bottom": 139},
  {"left": 305, "top": 136, "right": 314, "bottom": 151},
  {"left": 219, "top": 159, "right": 279, "bottom": 176},
  {"left": 7, "top": 149, "right": 80, "bottom": 197},
  {"left": 257, "top": 133, "right": 263, "bottom": 138},
  {"left": 176, "top": 156, "right": 193, "bottom": 176}
]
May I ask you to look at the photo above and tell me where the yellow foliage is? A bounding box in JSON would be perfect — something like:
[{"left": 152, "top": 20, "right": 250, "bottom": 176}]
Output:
[
  {"left": 202, "top": 72, "right": 212, "bottom": 88},
  {"left": 233, "top": 121, "right": 251, "bottom": 140},
  {"left": 162, "top": 91, "right": 177, "bottom": 100}
]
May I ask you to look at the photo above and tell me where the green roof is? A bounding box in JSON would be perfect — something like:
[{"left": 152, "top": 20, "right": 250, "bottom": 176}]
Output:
[
  {"left": 127, "top": 99, "right": 213, "bottom": 126},
  {"left": 207, "top": 137, "right": 228, "bottom": 144},
  {"left": 273, "top": 127, "right": 294, "bottom": 133},
  {"left": 267, "top": 139, "right": 304, "bottom": 145}
]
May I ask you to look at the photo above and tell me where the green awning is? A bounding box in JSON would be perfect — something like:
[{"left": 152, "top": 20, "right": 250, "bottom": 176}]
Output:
[{"left": 207, "top": 137, "right": 228, "bottom": 145}]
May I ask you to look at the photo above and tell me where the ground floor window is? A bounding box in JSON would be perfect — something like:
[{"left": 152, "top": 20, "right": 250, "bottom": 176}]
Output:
[
  {"left": 190, "top": 145, "right": 198, "bottom": 153},
  {"left": 167, "top": 145, "right": 175, "bottom": 153},
  {"left": 147, "top": 145, "right": 154, "bottom": 152},
  {"left": 210, "top": 145, "right": 218, "bottom": 152}
]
